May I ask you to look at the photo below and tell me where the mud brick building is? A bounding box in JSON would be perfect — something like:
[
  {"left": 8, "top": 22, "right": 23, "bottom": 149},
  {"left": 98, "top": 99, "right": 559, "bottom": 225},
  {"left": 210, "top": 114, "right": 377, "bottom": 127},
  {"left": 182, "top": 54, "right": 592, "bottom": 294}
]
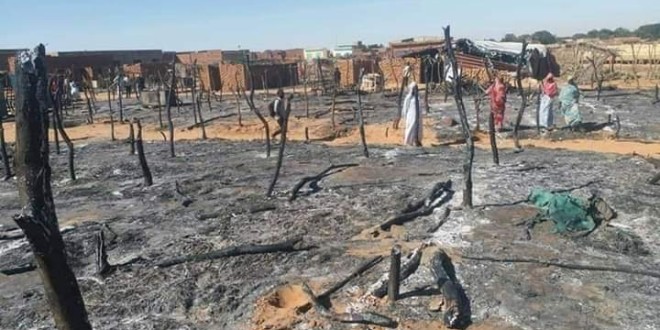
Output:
[{"left": 334, "top": 58, "right": 379, "bottom": 88}]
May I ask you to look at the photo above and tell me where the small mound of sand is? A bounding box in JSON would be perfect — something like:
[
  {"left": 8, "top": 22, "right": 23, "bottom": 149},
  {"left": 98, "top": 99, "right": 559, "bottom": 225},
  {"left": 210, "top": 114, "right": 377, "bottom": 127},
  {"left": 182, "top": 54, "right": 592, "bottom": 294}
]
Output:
[{"left": 252, "top": 284, "right": 316, "bottom": 330}]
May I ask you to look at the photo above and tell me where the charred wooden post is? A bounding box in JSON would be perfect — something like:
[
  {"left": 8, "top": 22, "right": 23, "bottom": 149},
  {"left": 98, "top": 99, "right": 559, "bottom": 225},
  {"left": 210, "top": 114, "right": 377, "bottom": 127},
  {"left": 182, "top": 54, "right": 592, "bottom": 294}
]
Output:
[
  {"left": 303, "top": 64, "right": 310, "bottom": 118},
  {"left": 96, "top": 230, "right": 110, "bottom": 275},
  {"left": 52, "top": 108, "right": 60, "bottom": 154},
  {"left": 473, "top": 91, "right": 482, "bottom": 132},
  {"left": 356, "top": 69, "right": 369, "bottom": 158},
  {"left": 316, "top": 57, "right": 326, "bottom": 95},
  {"left": 117, "top": 69, "right": 124, "bottom": 123},
  {"left": 134, "top": 119, "right": 153, "bottom": 186},
  {"left": 512, "top": 41, "right": 529, "bottom": 150},
  {"left": 242, "top": 56, "right": 271, "bottom": 158},
  {"left": 488, "top": 111, "right": 500, "bottom": 165},
  {"left": 190, "top": 62, "right": 207, "bottom": 140},
  {"left": 536, "top": 84, "right": 541, "bottom": 134},
  {"left": 393, "top": 75, "right": 408, "bottom": 129},
  {"left": 588, "top": 57, "right": 605, "bottom": 101},
  {"left": 388, "top": 245, "right": 401, "bottom": 304},
  {"left": 206, "top": 88, "right": 213, "bottom": 113},
  {"left": 83, "top": 86, "right": 93, "bottom": 124},
  {"left": 267, "top": 94, "right": 293, "bottom": 197},
  {"left": 107, "top": 85, "right": 115, "bottom": 141},
  {"left": 263, "top": 70, "right": 269, "bottom": 98},
  {"left": 444, "top": 26, "right": 474, "bottom": 208},
  {"left": 0, "top": 115, "right": 11, "bottom": 180},
  {"left": 13, "top": 44, "right": 92, "bottom": 330},
  {"left": 424, "top": 57, "right": 431, "bottom": 113},
  {"left": 654, "top": 84, "right": 659, "bottom": 104},
  {"left": 128, "top": 122, "right": 135, "bottom": 155},
  {"left": 52, "top": 83, "right": 76, "bottom": 181},
  {"left": 156, "top": 85, "right": 164, "bottom": 129},
  {"left": 331, "top": 88, "right": 337, "bottom": 128},
  {"left": 166, "top": 62, "right": 176, "bottom": 158}
]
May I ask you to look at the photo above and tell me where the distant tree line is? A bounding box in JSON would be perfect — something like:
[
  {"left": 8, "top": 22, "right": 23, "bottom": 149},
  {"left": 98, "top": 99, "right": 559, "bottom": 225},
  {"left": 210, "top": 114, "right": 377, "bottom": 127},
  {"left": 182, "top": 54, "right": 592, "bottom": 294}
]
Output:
[{"left": 501, "top": 23, "right": 660, "bottom": 45}]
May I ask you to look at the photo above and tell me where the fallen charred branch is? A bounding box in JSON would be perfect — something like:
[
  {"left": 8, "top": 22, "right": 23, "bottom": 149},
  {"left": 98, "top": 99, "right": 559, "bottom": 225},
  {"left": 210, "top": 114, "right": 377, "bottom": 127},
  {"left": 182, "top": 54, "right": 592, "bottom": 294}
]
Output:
[
  {"left": 156, "top": 238, "right": 313, "bottom": 268},
  {"left": 289, "top": 163, "right": 359, "bottom": 201},
  {"left": 317, "top": 256, "right": 383, "bottom": 301},
  {"left": 427, "top": 207, "right": 451, "bottom": 233},
  {"left": 185, "top": 113, "right": 235, "bottom": 130},
  {"left": 380, "top": 181, "right": 453, "bottom": 230},
  {"left": 301, "top": 283, "right": 397, "bottom": 328},
  {"left": 461, "top": 255, "right": 660, "bottom": 279},
  {"left": 1, "top": 263, "right": 36, "bottom": 276},
  {"left": 0, "top": 229, "right": 25, "bottom": 240},
  {"left": 430, "top": 250, "right": 470, "bottom": 328},
  {"left": 367, "top": 244, "right": 425, "bottom": 298}
]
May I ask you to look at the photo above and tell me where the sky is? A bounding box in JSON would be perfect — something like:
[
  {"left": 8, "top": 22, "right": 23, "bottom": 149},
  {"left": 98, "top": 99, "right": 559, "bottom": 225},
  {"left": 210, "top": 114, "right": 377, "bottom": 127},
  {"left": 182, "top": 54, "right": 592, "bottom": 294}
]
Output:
[{"left": 0, "top": 0, "right": 658, "bottom": 52}]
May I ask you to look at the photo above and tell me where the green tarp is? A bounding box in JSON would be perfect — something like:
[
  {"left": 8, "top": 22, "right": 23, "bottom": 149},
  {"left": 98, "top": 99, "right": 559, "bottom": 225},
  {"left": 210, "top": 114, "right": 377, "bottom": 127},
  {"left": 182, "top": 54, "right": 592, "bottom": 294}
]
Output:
[{"left": 528, "top": 188, "right": 596, "bottom": 233}]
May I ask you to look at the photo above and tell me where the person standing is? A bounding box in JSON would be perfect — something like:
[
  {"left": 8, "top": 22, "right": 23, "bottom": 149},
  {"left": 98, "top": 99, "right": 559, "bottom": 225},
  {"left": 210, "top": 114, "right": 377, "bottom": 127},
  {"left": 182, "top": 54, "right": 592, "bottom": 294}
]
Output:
[
  {"left": 486, "top": 77, "right": 507, "bottom": 132},
  {"left": 402, "top": 82, "right": 423, "bottom": 146},
  {"left": 540, "top": 73, "right": 558, "bottom": 130},
  {"left": 559, "top": 76, "right": 582, "bottom": 128},
  {"left": 270, "top": 89, "right": 286, "bottom": 139}
]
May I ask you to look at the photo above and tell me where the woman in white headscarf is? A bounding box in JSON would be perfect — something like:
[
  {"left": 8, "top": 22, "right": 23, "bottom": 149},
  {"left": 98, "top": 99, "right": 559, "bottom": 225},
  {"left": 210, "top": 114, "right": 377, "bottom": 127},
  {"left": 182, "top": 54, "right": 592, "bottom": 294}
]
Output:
[{"left": 402, "top": 82, "right": 422, "bottom": 146}]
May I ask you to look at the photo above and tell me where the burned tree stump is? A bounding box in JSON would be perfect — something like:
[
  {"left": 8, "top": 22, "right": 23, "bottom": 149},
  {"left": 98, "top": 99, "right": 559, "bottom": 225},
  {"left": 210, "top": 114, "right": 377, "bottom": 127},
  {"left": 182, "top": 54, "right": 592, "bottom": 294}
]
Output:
[
  {"left": 166, "top": 61, "right": 176, "bottom": 158},
  {"left": 0, "top": 114, "right": 11, "bottom": 180},
  {"left": 356, "top": 69, "right": 369, "bottom": 158},
  {"left": 444, "top": 26, "right": 474, "bottom": 208},
  {"left": 267, "top": 94, "right": 293, "bottom": 197},
  {"left": 134, "top": 119, "right": 153, "bottom": 186},
  {"left": 388, "top": 245, "right": 401, "bottom": 304},
  {"left": 13, "top": 44, "right": 92, "bottom": 330},
  {"left": 512, "top": 41, "right": 529, "bottom": 150}
]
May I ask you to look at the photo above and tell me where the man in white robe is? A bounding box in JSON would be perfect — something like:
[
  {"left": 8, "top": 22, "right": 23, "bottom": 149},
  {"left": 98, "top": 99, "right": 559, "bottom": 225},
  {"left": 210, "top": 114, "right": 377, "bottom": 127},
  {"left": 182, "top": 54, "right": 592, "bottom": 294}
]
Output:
[{"left": 402, "top": 82, "right": 422, "bottom": 146}]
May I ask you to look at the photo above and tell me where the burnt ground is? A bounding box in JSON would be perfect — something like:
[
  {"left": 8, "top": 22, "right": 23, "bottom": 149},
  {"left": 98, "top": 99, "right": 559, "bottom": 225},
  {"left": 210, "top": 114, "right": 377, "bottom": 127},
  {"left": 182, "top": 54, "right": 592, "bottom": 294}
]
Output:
[{"left": 0, "top": 88, "right": 659, "bottom": 330}]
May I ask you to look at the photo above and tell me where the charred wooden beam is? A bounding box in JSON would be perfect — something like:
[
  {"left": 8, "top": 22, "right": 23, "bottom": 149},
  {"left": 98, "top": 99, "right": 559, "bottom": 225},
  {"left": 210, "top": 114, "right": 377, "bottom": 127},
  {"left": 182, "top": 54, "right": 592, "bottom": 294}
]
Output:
[
  {"left": 430, "top": 250, "right": 469, "bottom": 328},
  {"left": 317, "top": 256, "right": 383, "bottom": 301},
  {"left": 301, "top": 283, "right": 397, "bottom": 328},
  {"left": 427, "top": 207, "right": 451, "bottom": 233},
  {"left": 444, "top": 26, "right": 474, "bottom": 208},
  {"left": 289, "top": 163, "right": 358, "bottom": 201},
  {"left": 1, "top": 263, "right": 36, "bottom": 276},
  {"left": 13, "top": 44, "right": 92, "bottom": 330},
  {"left": 368, "top": 244, "right": 425, "bottom": 298},
  {"left": 381, "top": 180, "right": 452, "bottom": 230},
  {"left": 157, "top": 238, "right": 313, "bottom": 268},
  {"left": 134, "top": 119, "right": 153, "bottom": 186}
]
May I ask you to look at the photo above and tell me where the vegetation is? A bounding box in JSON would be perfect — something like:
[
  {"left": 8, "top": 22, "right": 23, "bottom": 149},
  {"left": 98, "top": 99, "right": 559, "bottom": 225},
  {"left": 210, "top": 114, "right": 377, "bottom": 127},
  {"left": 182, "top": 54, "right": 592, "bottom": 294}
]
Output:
[{"left": 501, "top": 23, "right": 660, "bottom": 44}]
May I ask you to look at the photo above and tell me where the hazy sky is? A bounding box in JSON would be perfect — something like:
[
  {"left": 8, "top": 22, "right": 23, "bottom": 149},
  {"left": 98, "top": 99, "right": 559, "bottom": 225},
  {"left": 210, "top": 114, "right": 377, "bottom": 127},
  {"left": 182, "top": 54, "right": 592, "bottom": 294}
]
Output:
[{"left": 1, "top": 0, "right": 658, "bottom": 52}]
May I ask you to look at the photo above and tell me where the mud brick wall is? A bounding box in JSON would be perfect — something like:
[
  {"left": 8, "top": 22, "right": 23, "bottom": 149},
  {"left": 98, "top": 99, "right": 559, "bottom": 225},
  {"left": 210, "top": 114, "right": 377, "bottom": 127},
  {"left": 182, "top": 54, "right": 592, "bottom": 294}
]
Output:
[
  {"left": 219, "top": 63, "right": 247, "bottom": 92},
  {"left": 250, "top": 63, "right": 299, "bottom": 89},
  {"left": 176, "top": 50, "right": 223, "bottom": 65},
  {"left": 335, "top": 59, "right": 378, "bottom": 88},
  {"left": 379, "top": 57, "right": 422, "bottom": 90},
  {"left": 197, "top": 65, "right": 221, "bottom": 91}
]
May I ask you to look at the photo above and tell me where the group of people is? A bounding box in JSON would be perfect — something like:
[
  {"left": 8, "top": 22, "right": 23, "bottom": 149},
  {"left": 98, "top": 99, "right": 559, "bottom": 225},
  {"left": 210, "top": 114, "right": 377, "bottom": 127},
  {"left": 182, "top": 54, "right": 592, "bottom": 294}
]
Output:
[
  {"left": 487, "top": 73, "right": 582, "bottom": 133},
  {"left": 113, "top": 75, "right": 146, "bottom": 99}
]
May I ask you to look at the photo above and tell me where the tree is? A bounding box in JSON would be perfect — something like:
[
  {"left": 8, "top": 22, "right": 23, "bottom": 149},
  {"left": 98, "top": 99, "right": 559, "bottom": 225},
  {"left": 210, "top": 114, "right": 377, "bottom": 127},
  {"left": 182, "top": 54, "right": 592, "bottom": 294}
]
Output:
[
  {"left": 501, "top": 33, "right": 519, "bottom": 42},
  {"left": 613, "top": 27, "right": 633, "bottom": 38},
  {"left": 531, "top": 31, "right": 557, "bottom": 45},
  {"left": 635, "top": 23, "right": 660, "bottom": 40},
  {"left": 518, "top": 34, "right": 532, "bottom": 42},
  {"left": 587, "top": 29, "right": 600, "bottom": 38},
  {"left": 598, "top": 29, "right": 615, "bottom": 39},
  {"left": 573, "top": 33, "right": 588, "bottom": 39}
]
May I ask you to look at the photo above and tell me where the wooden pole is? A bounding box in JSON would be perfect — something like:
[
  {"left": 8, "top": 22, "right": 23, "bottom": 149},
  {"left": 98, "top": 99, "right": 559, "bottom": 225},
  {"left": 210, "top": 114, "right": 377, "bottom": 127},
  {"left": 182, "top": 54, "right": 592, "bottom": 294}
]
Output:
[
  {"left": 52, "top": 81, "right": 76, "bottom": 181},
  {"left": 243, "top": 55, "right": 271, "bottom": 158},
  {"left": 206, "top": 88, "right": 213, "bottom": 113},
  {"left": 52, "top": 107, "right": 60, "bottom": 154},
  {"left": 107, "top": 86, "right": 115, "bottom": 141},
  {"left": 117, "top": 69, "right": 124, "bottom": 123},
  {"left": 488, "top": 111, "right": 500, "bottom": 165},
  {"left": 134, "top": 119, "right": 153, "bottom": 186},
  {"left": 388, "top": 245, "right": 401, "bottom": 304},
  {"left": 156, "top": 85, "right": 164, "bottom": 129},
  {"left": 191, "top": 62, "right": 207, "bottom": 139},
  {"left": 13, "top": 44, "right": 91, "bottom": 330},
  {"left": 444, "top": 26, "right": 474, "bottom": 208},
  {"left": 83, "top": 86, "right": 93, "bottom": 124},
  {"left": 128, "top": 122, "right": 135, "bottom": 155},
  {"left": 424, "top": 57, "right": 431, "bottom": 114},
  {"left": 166, "top": 61, "right": 176, "bottom": 158},
  {"left": 512, "top": 41, "right": 529, "bottom": 151},
  {"left": 356, "top": 68, "right": 369, "bottom": 158},
  {"left": 0, "top": 113, "right": 11, "bottom": 180},
  {"left": 267, "top": 94, "right": 293, "bottom": 197},
  {"left": 331, "top": 88, "right": 337, "bottom": 129}
]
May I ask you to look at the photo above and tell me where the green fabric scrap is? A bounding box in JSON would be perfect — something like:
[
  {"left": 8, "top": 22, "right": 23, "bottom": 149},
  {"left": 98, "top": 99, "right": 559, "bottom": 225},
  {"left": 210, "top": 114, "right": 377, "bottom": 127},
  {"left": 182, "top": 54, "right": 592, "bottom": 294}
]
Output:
[{"left": 528, "top": 188, "right": 596, "bottom": 233}]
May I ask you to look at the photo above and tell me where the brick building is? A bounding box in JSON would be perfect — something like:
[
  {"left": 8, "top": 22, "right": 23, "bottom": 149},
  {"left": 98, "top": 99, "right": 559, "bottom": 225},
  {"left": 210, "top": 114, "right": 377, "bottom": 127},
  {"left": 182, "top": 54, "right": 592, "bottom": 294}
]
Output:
[{"left": 51, "top": 49, "right": 164, "bottom": 64}]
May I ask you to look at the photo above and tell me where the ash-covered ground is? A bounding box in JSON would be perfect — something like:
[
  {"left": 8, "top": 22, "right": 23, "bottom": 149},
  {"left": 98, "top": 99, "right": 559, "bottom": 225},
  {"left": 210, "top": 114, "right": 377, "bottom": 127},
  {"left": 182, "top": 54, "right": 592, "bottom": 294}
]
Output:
[{"left": 0, "top": 89, "right": 659, "bottom": 330}]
